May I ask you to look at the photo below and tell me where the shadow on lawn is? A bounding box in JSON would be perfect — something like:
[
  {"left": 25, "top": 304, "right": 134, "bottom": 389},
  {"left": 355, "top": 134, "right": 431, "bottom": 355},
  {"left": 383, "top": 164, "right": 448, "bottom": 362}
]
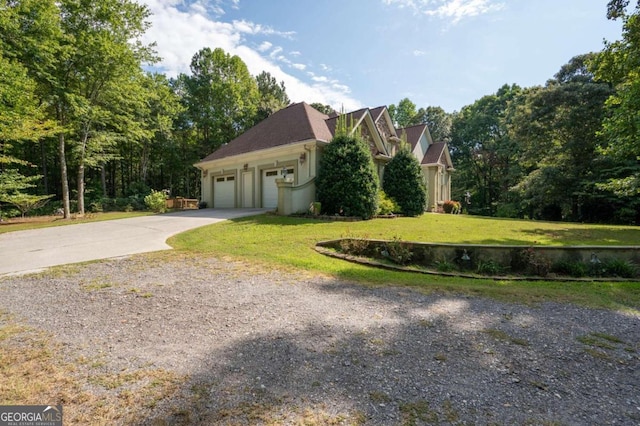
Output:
[
  {"left": 144, "top": 278, "right": 639, "bottom": 426},
  {"left": 519, "top": 227, "right": 640, "bottom": 246}
]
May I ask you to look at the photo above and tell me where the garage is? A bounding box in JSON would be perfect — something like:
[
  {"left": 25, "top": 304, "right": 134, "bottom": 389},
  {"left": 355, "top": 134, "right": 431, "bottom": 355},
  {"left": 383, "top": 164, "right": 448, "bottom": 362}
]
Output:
[
  {"left": 213, "top": 175, "right": 236, "bottom": 208},
  {"left": 262, "top": 167, "right": 294, "bottom": 208}
]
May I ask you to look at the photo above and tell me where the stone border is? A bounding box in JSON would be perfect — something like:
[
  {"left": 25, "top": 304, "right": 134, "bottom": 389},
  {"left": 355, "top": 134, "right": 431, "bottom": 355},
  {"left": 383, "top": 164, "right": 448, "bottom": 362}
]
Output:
[{"left": 315, "top": 240, "right": 640, "bottom": 282}]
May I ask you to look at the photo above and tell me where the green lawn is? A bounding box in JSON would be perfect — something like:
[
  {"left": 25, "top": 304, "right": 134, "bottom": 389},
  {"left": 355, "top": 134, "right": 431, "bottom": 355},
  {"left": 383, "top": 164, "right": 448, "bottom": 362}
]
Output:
[{"left": 169, "top": 213, "right": 640, "bottom": 312}]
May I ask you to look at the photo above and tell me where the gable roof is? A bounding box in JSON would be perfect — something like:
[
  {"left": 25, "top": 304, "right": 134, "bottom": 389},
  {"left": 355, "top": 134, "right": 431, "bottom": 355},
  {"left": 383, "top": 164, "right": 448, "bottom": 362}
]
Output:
[
  {"left": 196, "top": 102, "right": 452, "bottom": 169},
  {"left": 369, "top": 106, "right": 386, "bottom": 123},
  {"left": 198, "top": 102, "right": 332, "bottom": 163},
  {"left": 423, "top": 142, "right": 448, "bottom": 165},
  {"left": 324, "top": 107, "right": 368, "bottom": 136},
  {"left": 397, "top": 124, "right": 427, "bottom": 151}
]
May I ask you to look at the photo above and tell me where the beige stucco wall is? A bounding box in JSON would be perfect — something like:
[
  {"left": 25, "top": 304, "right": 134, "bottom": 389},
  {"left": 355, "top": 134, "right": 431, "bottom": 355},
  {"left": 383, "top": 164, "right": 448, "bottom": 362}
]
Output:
[{"left": 197, "top": 140, "right": 319, "bottom": 208}]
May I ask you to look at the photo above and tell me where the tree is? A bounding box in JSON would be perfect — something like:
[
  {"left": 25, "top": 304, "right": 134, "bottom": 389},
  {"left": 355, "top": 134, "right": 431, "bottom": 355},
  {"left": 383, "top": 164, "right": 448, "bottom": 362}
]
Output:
[
  {"left": 0, "top": 2, "right": 57, "bottom": 218},
  {"left": 183, "top": 47, "right": 259, "bottom": 157},
  {"left": 389, "top": 98, "right": 419, "bottom": 128},
  {"left": 0, "top": 169, "right": 52, "bottom": 218},
  {"left": 590, "top": 0, "right": 640, "bottom": 197},
  {"left": 414, "top": 106, "right": 452, "bottom": 142},
  {"left": 382, "top": 143, "right": 427, "bottom": 216},
  {"left": 59, "top": 0, "right": 157, "bottom": 216},
  {"left": 511, "top": 55, "right": 614, "bottom": 221},
  {"left": 0, "top": 57, "right": 53, "bottom": 150},
  {"left": 310, "top": 103, "right": 336, "bottom": 115},
  {"left": 449, "top": 84, "right": 522, "bottom": 216},
  {"left": 3, "top": 0, "right": 157, "bottom": 217},
  {"left": 254, "top": 71, "right": 289, "bottom": 123},
  {"left": 316, "top": 120, "right": 379, "bottom": 219}
]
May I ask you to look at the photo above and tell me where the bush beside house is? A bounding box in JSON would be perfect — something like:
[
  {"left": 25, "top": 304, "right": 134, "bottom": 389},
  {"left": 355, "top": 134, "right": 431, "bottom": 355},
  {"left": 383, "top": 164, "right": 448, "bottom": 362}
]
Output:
[
  {"left": 316, "top": 133, "right": 380, "bottom": 220},
  {"left": 382, "top": 145, "right": 427, "bottom": 216}
]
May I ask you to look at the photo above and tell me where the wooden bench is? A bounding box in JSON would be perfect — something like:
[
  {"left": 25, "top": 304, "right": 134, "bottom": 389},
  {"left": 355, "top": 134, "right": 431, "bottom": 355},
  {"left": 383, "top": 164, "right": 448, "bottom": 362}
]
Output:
[{"left": 166, "top": 198, "right": 199, "bottom": 210}]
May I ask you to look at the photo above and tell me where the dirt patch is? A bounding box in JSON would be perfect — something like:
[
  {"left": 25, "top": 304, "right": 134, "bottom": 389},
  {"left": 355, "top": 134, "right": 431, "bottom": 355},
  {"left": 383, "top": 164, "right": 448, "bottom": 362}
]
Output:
[{"left": 1, "top": 253, "right": 639, "bottom": 425}]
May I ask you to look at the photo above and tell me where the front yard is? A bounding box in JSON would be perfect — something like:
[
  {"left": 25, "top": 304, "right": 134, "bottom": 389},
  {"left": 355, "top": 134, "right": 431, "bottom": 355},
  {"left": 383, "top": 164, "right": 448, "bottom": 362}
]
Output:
[
  {"left": 1, "top": 212, "right": 639, "bottom": 424},
  {"left": 169, "top": 213, "right": 640, "bottom": 312}
]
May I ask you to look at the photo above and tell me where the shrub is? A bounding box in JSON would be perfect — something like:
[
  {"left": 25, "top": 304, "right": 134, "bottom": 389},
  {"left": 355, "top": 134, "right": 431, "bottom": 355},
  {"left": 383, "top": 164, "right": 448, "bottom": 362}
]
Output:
[
  {"left": 602, "top": 258, "right": 638, "bottom": 278},
  {"left": 316, "top": 133, "right": 379, "bottom": 219},
  {"left": 144, "top": 190, "right": 168, "bottom": 213},
  {"left": 381, "top": 237, "right": 413, "bottom": 265},
  {"left": 496, "top": 203, "right": 520, "bottom": 218},
  {"left": 339, "top": 237, "right": 371, "bottom": 257},
  {"left": 443, "top": 200, "right": 461, "bottom": 214},
  {"left": 511, "top": 247, "right": 551, "bottom": 277},
  {"left": 552, "top": 260, "right": 588, "bottom": 277},
  {"left": 382, "top": 145, "right": 427, "bottom": 216},
  {"left": 435, "top": 259, "right": 456, "bottom": 272},
  {"left": 88, "top": 201, "right": 103, "bottom": 213},
  {"left": 377, "top": 191, "right": 399, "bottom": 215},
  {"left": 476, "top": 259, "right": 505, "bottom": 275}
]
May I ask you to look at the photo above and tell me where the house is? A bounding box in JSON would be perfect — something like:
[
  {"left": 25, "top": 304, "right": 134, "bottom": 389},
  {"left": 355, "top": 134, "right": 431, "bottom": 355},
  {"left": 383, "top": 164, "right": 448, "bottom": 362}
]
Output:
[{"left": 194, "top": 102, "right": 453, "bottom": 213}]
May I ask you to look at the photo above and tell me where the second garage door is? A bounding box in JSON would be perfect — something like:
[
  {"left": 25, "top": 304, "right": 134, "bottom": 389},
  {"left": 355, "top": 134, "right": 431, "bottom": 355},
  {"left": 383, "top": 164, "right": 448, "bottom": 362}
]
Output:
[
  {"left": 262, "top": 168, "right": 294, "bottom": 208},
  {"left": 213, "top": 175, "right": 235, "bottom": 208}
]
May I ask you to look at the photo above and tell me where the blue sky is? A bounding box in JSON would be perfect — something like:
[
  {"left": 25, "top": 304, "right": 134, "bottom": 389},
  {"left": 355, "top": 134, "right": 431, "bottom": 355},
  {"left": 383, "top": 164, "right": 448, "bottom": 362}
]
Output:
[{"left": 140, "top": 0, "right": 623, "bottom": 112}]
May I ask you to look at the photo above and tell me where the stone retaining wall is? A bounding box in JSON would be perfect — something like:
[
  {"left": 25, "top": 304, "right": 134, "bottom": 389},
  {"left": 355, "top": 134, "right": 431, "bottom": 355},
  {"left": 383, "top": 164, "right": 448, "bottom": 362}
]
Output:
[{"left": 317, "top": 239, "right": 640, "bottom": 277}]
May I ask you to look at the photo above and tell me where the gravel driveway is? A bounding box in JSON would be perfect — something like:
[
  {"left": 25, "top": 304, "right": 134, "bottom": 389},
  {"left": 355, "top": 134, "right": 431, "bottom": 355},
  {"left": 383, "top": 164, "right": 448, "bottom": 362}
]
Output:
[{"left": 1, "top": 254, "right": 639, "bottom": 425}]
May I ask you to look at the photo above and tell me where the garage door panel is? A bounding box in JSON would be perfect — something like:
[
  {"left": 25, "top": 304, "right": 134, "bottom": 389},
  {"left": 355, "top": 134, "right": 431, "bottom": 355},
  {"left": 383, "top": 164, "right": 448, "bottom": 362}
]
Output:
[
  {"left": 214, "top": 175, "right": 235, "bottom": 208},
  {"left": 262, "top": 170, "right": 278, "bottom": 208},
  {"left": 262, "top": 168, "right": 294, "bottom": 209}
]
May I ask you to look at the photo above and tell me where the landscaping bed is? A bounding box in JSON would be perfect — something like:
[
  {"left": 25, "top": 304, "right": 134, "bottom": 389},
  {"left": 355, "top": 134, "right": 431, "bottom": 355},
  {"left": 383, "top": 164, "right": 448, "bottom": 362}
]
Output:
[{"left": 317, "top": 238, "right": 640, "bottom": 281}]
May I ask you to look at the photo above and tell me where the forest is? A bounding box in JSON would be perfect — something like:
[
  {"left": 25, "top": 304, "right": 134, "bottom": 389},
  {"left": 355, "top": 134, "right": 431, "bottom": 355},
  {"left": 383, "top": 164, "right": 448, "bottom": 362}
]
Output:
[{"left": 0, "top": 0, "right": 639, "bottom": 224}]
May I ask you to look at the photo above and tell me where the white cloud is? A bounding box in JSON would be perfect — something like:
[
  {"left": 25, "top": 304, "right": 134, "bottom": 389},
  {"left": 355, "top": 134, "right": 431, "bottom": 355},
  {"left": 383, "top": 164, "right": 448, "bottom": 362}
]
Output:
[
  {"left": 139, "top": 0, "right": 360, "bottom": 110},
  {"left": 382, "top": 0, "right": 504, "bottom": 23},
  {"left": 257, "top": 41, "right": 272, "bottom": 52},
  {"left": 269, "top": 46, "right": 284, "bottom": 59},
  {"left": 311, "top": 75, "right": 329, "bottom": 83},
  {"left": 232, "top": 19, "right": 295, "bottom": 38},
  {"left": 413, "top": 49, "right": 427, "bottom": 56}
]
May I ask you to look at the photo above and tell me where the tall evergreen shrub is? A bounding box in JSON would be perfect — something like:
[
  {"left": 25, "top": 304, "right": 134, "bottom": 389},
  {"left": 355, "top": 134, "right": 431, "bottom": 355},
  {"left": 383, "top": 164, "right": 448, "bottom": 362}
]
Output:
[
  {"left": 382, "top": 144, "right": 427, "bottom": 216},
  {"left": 316, "top": 133, "right": 379, "bottom": 219}
]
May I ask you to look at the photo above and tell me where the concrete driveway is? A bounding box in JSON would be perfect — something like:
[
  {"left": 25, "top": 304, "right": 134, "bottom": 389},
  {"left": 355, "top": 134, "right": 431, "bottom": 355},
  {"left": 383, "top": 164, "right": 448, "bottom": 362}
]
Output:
[{"left": 0, "top": 208, "right": 267, "bottom": 276}]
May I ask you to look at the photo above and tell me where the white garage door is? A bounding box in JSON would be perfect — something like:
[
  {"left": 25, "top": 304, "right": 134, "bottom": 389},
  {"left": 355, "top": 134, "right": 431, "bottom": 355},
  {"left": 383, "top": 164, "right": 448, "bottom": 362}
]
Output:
[
  {"left": 213, "top": 175, "right": 235, "bottom": 208},
  {"left": 262, "top": 169, "right": 279, "bottom": 208},
  {"left": 262, "top": 168, "right": 294, "bottom": 208}
]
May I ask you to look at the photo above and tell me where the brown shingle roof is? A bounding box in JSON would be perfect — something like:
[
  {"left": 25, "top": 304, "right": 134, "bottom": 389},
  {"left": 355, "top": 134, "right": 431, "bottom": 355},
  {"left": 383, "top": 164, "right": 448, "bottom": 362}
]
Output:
[
  {"left": 325, "top": 108, "right": 369, "bottom": 136},
  {"left": 369, "top": 106, "right": 386, "bottom": 123},
  {"left": 397, "top": 124, "right": 427, "bottom": 150},
  {"left": 198, "top": 102, "right": 331, "bottom": 163},
  {"left": 423, "top": 142, "right": 447, "bottom": 165}
]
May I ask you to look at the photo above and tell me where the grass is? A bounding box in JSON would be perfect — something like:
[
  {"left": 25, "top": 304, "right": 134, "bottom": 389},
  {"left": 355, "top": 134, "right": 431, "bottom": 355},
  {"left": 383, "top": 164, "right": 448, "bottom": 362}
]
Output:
[
  {"left": 169, "top": 213, "right": 640, "bottom": 312},
  {"left": 0, "top": 312, "right": 182, "bottom": 425},
  {"left": 0, "top": 211, "right": 152, "bottom": 234}
]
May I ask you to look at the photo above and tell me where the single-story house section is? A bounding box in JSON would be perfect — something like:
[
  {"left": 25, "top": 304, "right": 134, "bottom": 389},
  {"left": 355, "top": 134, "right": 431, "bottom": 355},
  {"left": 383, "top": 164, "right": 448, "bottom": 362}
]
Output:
[{"left": 194, "top": 102, "right": 454, "bottom": 213}]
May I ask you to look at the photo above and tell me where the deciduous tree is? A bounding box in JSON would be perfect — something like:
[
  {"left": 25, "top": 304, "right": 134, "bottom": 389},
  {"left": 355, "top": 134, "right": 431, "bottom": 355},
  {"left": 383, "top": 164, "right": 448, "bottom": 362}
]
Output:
[
  {"left": 254, "top": 71, "right": 290, "bottom": 123},
  {"left": 183, "top": 47, "right": 259, "bottom": 157},
  {"left": 591, "top": 0, "right": 640, "bottom": 197}
]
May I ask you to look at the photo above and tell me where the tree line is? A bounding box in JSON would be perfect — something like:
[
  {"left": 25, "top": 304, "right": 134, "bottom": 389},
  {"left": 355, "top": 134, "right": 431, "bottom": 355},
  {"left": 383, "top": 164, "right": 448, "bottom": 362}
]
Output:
[
  {"left": 387, "top": 1, "right": 640, "bottom": 224},
  {"left": 0, "top": 0, "right": 289, "bottom": 219},
  {"left": 1, "top": 0, "right": 638, "bottom": 224}
]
